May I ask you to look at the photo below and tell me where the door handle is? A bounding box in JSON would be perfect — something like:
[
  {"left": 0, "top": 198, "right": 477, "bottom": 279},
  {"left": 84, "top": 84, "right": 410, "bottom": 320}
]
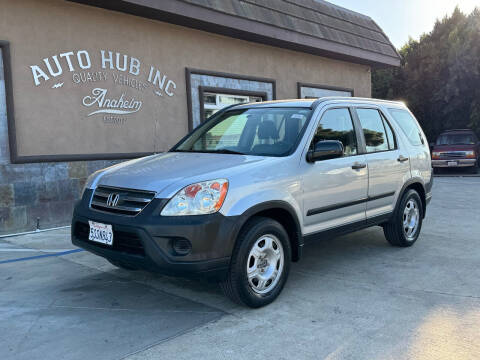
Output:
[
  {"left": 352, "top": 162, "right": 367, "bottom": 170},
  {"left": 397, "top": 155, "right": 409, "bottom": 163}
]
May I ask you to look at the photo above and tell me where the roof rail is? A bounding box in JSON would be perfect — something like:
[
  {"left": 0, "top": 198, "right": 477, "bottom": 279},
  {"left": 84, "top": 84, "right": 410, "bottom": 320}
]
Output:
[{"left": 311, "top": 96, "right": 404, "bottom": 109}]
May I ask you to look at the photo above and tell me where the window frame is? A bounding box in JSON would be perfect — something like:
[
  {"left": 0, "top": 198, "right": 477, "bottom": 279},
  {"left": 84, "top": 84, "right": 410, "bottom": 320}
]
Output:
[
  {"left": 308, "top": 106, "right": 360, "bottom": 159},
  {"left": 353, "top": 107, "right": 398, "bottom": 154},
  {"left": 379, "top": 111, "right": 398, "bottom": 150},
  {"left": 198, "top": 86, "right": 267, "bottom": 123},
  {"left": 203, "top": 92, "right": 264, "bottom": 119}
]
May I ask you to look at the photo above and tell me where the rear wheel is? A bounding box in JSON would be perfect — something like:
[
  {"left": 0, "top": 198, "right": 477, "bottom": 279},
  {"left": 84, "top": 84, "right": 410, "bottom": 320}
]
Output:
[
  {"left": 383, "top": 189, "right": 423, "bottom": 247},
  {"left": 220, "top": 217, "right": 291, "bottom": 308}
]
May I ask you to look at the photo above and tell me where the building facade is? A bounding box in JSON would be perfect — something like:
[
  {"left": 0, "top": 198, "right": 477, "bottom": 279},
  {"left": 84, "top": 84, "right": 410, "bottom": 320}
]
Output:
[{"left": 0, "top": 0, "right": 400, "bottom": 234}]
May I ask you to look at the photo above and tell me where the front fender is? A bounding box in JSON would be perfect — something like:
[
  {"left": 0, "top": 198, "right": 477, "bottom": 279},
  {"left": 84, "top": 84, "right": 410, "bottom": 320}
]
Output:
[
  {"left": 220, "top": 189, "right": 304, "bottom": 261},
  {"left": 221, "top": 188, "right": 302, "bottom": 221}
]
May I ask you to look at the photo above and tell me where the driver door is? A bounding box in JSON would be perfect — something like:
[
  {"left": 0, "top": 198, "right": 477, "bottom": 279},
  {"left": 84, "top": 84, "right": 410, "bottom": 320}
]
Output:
[{"left": 302, "top": 107, "right": 368, "bottom": 235}]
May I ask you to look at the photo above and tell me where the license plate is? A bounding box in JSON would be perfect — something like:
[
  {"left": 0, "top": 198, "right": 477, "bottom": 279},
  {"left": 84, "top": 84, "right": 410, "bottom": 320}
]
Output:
[
  {"left": 88, "top": 221, "right": 113, "bottom": 246},
  {"left": 447, "top": 161, "right": 458, "bottom": 167}
]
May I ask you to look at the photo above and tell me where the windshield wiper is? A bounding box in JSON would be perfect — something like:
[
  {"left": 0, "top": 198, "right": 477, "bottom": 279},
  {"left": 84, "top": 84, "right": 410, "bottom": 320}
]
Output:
[
  {"left": 170, "top": 149, "right": 246, "bottom": 155},
  {"left": 210, "top": 149, "right": 246, "bottom": 155}
]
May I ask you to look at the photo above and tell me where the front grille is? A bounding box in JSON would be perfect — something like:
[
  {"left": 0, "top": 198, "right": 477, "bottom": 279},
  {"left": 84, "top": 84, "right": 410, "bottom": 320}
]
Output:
[
  {"left": 440, "top": 151, "right": 466, "bottom": 158},
  {"left": 90, "top": 186, "right": 155, "bottom": 216},
  {"left": 74, "top": 221, "right": 145, "bottom": 256}
]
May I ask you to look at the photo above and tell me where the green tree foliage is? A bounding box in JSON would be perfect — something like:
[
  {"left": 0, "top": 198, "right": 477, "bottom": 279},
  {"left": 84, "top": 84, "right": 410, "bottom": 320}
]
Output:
[{"left": 372, "top": 7, "right": 480, "bottom": 142}]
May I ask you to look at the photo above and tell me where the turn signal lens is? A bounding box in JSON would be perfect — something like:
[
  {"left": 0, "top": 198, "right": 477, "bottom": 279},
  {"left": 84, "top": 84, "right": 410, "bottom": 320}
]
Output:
[
  {"left": 465, "top": 150, "right": 476, "bottom": 159},
  {"left": 214, "top": 181, "right": 229, "bottom": 211},
  {"left": 161, "top": 179, "right": 229, "bottom": 216}
]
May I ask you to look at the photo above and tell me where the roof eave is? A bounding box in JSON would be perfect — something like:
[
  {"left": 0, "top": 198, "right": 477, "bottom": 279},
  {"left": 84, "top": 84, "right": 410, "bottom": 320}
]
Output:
[{"left": 66, "top": 0, "right": 401, "bottom": 67}]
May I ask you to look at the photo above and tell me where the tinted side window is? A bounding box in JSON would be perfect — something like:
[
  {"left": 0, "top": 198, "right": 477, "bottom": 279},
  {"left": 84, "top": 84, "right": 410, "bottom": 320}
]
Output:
[
  {"left": 389, "top": 109, "right": 423, "bottom": 145},
  {"left": 312, "top": 108, "right": 357, "bottom": 156},
  {"left": 356, "top": 109, "right": 388, "bottom": 153}
]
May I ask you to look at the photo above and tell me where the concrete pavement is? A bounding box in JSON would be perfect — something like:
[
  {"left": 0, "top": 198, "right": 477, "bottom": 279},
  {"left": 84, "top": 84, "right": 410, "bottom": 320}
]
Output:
[{"left": 1, "top": 177, "right": 479, "bottom": 359}]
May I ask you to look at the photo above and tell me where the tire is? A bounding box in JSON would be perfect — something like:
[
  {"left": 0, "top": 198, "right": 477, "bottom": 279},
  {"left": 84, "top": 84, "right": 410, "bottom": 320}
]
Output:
[
  {"left": 220, "top": 217, "right": 291, "bottom": 308},
  {"left": 108, "top": 259, "right": 138, "bottom": 270},
  {"left": 383, "top": 189, "right": 423, "bottom": 247}
]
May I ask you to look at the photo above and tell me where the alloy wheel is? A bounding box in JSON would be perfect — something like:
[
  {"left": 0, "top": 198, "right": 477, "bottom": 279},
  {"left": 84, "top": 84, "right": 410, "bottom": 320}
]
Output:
[
  {"left": 246, "top": 234, "right": 284, "bottom": 294},
  {"left": 403, "top": 198, "right": 420, "bottom": 240}
]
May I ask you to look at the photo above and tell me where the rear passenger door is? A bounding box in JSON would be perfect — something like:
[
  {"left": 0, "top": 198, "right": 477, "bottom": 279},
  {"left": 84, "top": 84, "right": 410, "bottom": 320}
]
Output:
[{"left": 354, "top": 107, "right": 411, "bottom": 219}]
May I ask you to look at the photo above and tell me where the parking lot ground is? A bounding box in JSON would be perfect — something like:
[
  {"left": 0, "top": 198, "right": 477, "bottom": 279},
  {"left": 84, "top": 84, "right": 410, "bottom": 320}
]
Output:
[{"left": 1, "top": 177, "right": 480, "bottom": 360}]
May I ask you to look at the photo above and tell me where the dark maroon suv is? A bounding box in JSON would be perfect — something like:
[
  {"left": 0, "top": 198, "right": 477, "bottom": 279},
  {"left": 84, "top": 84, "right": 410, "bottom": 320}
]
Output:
[{"left": 431, "top": 129, "right": 480, "bottom": 173}]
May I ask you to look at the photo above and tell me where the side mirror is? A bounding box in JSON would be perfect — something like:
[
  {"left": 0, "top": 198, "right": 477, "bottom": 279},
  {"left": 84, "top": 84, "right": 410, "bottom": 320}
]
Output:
[{"left": 306, "top": 140, "right": 344, "bottom": 163}]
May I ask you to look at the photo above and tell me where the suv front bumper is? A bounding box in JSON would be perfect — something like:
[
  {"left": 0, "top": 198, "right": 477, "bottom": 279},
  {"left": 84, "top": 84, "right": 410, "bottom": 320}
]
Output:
[
  {"left": 432, "top": 159, "right": 476, "bottom": 168},
  {"left": 71, "top": 189, "right": 238, "bottom": 280}
]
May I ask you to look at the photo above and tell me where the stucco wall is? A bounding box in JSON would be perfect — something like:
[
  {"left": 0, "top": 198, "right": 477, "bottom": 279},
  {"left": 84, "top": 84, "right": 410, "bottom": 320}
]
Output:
[
  {"left": 0, "top": 0, "right": 371, "bottom": 159},
  {"left": 0, "top": 0, "right": 371, "bottom": 234}
]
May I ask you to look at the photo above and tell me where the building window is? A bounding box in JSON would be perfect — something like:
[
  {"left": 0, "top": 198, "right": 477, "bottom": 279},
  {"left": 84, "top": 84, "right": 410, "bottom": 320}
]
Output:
[
  {"left": 202, "top": 91, "right": 263, "bottom": 120},
  {"left": 297, "top": 82, "right": 353, "bottom": 99},
  {"left": 186, "top": 68, "right": 276, "bottom": 130}
]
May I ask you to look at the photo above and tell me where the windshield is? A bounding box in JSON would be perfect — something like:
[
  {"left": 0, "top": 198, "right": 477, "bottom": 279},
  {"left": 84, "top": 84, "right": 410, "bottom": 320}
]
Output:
[
  {"left": 172, "top": 107, "right": 312, "bottom": 156},
  {"left": 436, "top": 133, "right": 475, "bottom": 145}
]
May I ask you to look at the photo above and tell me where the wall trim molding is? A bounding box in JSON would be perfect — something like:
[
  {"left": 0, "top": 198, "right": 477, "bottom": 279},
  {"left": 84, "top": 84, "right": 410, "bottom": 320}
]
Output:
[
  {"left": 10, "top": 152, "right": 154, "bottom": 164},
  {"left": 1, "top": 41, "right": 17, "bottom": 164}
]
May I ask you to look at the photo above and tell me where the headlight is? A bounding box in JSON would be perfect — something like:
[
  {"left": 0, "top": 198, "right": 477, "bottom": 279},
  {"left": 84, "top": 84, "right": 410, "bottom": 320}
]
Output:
[
  {"left": 431, "top": 151, "right": 441, "bottom": 159},
  {"left": 161, "top": 179, "right": 229, "bottom": 216},
  {"left": 465, "top": 150, "right": 475, "bottom": 158}
]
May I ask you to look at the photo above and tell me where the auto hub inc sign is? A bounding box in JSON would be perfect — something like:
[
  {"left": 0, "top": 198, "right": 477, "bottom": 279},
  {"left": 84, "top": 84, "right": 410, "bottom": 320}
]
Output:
[{"left": 29, "top": 49, "right": 177, "bottom": 124}]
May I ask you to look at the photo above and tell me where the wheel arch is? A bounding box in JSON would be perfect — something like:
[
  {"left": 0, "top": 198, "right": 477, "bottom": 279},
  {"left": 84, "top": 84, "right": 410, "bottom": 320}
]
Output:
[
  {"left": 396, "top": 179, "right": 427, "bottom": 218},
  {"left": 231, "top": 201, "right": 303, "bottom": 262}
]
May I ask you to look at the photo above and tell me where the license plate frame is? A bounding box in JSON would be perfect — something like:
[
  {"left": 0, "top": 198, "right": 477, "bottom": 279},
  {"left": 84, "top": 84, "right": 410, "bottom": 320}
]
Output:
[{"left": 88, "top": 221, "right": 114, "bottom": 246}]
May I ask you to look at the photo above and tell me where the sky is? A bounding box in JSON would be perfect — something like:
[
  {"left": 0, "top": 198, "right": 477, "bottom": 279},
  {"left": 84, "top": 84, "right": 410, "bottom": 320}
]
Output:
[{"left": 326, "top": 0, "right": 480, "bottom": 49}]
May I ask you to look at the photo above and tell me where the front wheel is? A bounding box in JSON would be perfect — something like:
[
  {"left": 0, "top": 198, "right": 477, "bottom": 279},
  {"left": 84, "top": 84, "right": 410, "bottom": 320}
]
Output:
[
  {"left": 220, "top": 217, "right": 291, "bottom": 308},
  {"left": 383, "top": 189, "right": 423, "bottom": 247}
]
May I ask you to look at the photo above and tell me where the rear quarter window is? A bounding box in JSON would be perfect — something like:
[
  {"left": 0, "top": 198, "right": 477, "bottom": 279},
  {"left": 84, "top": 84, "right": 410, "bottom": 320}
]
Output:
[{"left": 388, "top": 108, "right": 424, "bottom": 146}]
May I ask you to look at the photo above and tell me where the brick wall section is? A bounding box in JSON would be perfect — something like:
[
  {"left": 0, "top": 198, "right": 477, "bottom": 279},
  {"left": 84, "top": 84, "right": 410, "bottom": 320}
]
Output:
[{"left": 0, "top": 160, "right": 123, "bottom": 235}]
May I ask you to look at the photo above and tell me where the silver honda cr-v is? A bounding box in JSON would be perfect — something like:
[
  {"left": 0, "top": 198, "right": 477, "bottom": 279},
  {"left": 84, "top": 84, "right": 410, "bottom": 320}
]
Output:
[{"left": 72, "top": 97, "right": 433, "bottom": 308}]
